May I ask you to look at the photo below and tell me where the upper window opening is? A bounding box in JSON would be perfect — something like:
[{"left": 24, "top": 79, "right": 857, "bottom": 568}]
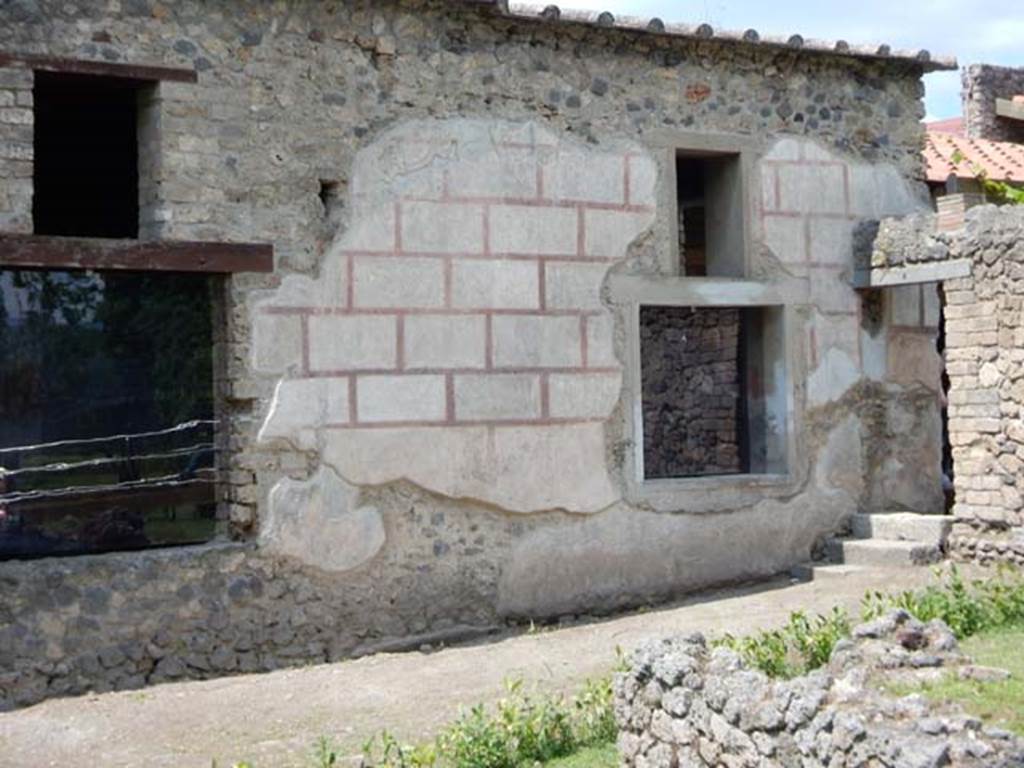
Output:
[
  {"left": 676, "top": 152, "right": 745, "bottom": 277},
  {"left": 32, "top": 71, "right": 147, "bottom": 239}
]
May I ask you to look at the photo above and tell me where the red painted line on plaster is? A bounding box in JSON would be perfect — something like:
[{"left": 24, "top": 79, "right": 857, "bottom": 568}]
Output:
[
  {"left": 443, "top": 256, "right": 453, "bottom": 308},
  {"left": 482, "top": 205, "right": 492, "bottom": 257},
  {"left": 300, "top": 314, "right": 310, "bottom": 376},
  {"left": 580, "top": 315, "right": 589, "bottom": 368},
  {"left": 445, "top": 373, "right": 456, "bottom": 422},
  {"left": 301, "top": 365, "right": 621, "bottom": 378},
  {"left": 803, "top": 217, "right": 812, "bottom": 264},
  {"left": 263, "top": 306, "right": 603, "bottom": 319},
  {"left": 809, "top": 326, "right": 818, "bottom": 369},
  {"left": 539, "top": 372, "right": 550, "bottom": 418},
  {"left": 773, "top": 168, "right": 782, "bottom": 211},
  {"left": 576, "top": 207, "right": 586, "bottom": 259},
  {"left": 348, "top": 376, "right": 358, "bottom": 426},
  {"left": 399, "top": 193, "right": 653, "bottom": 214},
  {"left": 538, "top": 260, "right": 547, "bottom": 311},
  {"left": 323, "top": 417, "right": 607, "bottom": 431},
  {"left": 536, "top": 163, "right": 545, "bottom": 199},
  {"left": 337, "top": 249, "right": 613, "bottom": 264},
  {"left": 396, "top": 314, "right": 405, "bottom": 370},
  {"left": 484, "top": 313, "right": 494, "bottom": 370}
]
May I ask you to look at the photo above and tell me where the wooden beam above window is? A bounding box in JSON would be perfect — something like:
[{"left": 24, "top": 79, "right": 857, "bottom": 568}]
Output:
[
  {"left": 0, "top": 234, "right": 273, "bottom": 274},
  {"left": 0, "top": 52, "right": 197, "bottom": 83}
]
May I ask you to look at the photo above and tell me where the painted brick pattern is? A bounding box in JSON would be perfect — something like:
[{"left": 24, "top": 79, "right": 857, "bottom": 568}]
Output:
[{"left": 255, "top": 121, "right": 654, "bottom": 431}]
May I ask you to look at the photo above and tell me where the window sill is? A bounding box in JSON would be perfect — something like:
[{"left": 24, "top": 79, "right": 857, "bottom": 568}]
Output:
[{"left": 626, "top": 472, "right": 800, "bottom": 513}]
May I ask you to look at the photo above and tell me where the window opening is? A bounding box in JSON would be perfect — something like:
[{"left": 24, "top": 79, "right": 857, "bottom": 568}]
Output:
[
  {"left": 676, "top": 152, "right": 745, "bottom": 277},
  {"left": 640, "top": 304, "right": 786, "bottom": 479},
  {"left": 32, "top": 71, "right": 146, "bottom": 239},
  {"left": 0, "top": 268, "right": 218, "bottom": 559}
]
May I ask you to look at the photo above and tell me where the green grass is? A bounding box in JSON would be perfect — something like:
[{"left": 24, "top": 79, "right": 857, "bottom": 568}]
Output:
[
  {"left": 540, "top": 742, "right": 617, "bottom": 767},
  {"left": 884, "top": 625, "right": 1024, "bottom": 736}
]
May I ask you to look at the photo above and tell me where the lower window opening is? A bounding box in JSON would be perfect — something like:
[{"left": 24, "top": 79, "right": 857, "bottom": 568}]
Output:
[
  {"left": 640, "top": 304, "right": 786, "bottom": 480},
  {"left": 0, "top": 268, "right": 219, "bottom": 560}
]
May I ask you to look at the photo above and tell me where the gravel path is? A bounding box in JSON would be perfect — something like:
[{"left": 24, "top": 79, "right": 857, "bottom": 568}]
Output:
[{"left": 0, "top": 566, "right": 939, "bottom": 768}]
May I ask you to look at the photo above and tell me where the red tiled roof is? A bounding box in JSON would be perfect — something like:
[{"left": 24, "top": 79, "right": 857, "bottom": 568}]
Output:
[
  {"left": 925, "top": 117, "right": 964, "bottom": 136},
  {"left": 924, "top": 131, "right": 1024, "bottom": 184}
]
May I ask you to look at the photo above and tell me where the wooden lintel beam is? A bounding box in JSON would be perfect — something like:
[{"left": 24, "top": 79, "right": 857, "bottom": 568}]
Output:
[
  {"left": 0, "top": 234, "right": 273, "bottom": 274},
  {"left": 0, "top": 52, "right": 197, "bottom": 83}
]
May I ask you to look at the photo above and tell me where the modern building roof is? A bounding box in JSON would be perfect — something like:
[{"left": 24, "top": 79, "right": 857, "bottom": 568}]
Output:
[
  {"left": 459, "top": 0, "right": 957, "bottom": 72},
  {"left": 924, "top": 129, "right": 1024, "bottom": 184}
]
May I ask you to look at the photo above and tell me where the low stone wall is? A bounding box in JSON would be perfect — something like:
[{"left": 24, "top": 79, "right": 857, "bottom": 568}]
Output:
[{"left": 615, "top": 610, "right": 1024, "bottom": 767}]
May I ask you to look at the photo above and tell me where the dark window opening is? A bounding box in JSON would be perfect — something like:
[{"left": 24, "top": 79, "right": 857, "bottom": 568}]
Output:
[
  {"left": 640, "top": 305, "right": 786, "bottom": 479},
  {"left": 33, "top": 72, "right": 145, "bottom": 239},
  {"left": 0, "top": 268, "right": 218, "bottom": 560},
  {"left": 676, "top": 152, "right": 745, "bottom": 277}
]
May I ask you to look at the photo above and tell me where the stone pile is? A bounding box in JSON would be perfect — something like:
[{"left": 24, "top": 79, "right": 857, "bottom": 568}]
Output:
[{"left": 614, "top": 609, "right": 1024, "bottom": 767}]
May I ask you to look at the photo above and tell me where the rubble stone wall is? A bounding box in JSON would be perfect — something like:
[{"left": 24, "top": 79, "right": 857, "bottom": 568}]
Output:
[
  {"left": 963, "top": 64, "right": 1024, "bottom": 144},
  {"left": 615, "top": 610, "right": 1024, "bottom": 767},
  {"left": 0, "top": 0, "right": 939, "bottom": 708},
  {"left": 873, "top": 205, "right": 1024, "bottom": 565},
  {"left": 640, "top": 306, "right": 742, "bottom": 478}
]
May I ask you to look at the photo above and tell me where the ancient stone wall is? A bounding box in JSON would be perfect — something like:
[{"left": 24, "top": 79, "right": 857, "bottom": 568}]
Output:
[
  {"left": 0, "top": 0, "right": 941, "bottom": 708},
  {"left": 614, "top": 610, "right": 1024, "bottom": 767},
  {"left": 640, "top": 306, "right": 742, "bottom": 478},
  {"left": 0, "top": 67, "right": 32, "bottom": 233},
  {"left": 872, "top": 205, "right": 1024, "bottom": 565},
  {"left": 963, "top": 64, "right": 1024, "bottom": 144}
]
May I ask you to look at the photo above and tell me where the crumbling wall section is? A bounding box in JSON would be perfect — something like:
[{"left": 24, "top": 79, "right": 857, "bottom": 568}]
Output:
[{"left": 963, "top": 64, "right": 1024, "bottom": 144}]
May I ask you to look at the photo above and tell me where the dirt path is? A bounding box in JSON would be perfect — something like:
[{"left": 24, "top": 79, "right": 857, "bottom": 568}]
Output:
[{"left": 0, "top": 567, "right": 938, "bottom": 768}]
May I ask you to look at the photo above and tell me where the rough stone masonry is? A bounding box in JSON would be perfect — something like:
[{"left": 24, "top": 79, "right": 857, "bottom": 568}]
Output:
[
  {"left": 0, "top": 0, "right": 954, "bottom": 708},
  {"left": 872, "top": 205, "right": 1024, "bottom": 568}
]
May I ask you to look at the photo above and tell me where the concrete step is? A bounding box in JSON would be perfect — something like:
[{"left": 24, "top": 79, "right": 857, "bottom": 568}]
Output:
[
  {"left": 826, "top": 538, "right": 943, "bottom": 568},
  {"left": 851, "top": 512, "right": 952, "bottom": 545},
  {"left": 791, "top": 562, "right": 870, "bottom": 582}
]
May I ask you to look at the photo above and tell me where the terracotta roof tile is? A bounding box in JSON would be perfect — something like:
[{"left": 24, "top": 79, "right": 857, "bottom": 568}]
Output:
[
  {"left": 924, "top": 131, "right": 1024, "bottom": 184},
  {"left": 926, "top": 117, "right": 965, "bottom": 136}
]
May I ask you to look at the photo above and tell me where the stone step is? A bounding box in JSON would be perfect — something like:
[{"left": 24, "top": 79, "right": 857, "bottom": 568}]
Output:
[
  {"left": 851, "top": 513, "right": 952, "bottom": 545},
  {"left": 826, "top": 538, "right": 943, "bottom": 568},
  {"left": 790, "top": 562, "right": 869, "bottom": 582}
]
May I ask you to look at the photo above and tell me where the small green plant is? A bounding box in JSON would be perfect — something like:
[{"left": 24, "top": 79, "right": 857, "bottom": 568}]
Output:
[
  {"left": 312, "top": 736, "right": 339, "bottom": 768},
  {"left": 361, "top": 674, "right": 617, "bottom": 768},
  {"left": 950, "top": 149, "right": 1024, "bottom": 205},
  {"left": 861, "top": 565, "right": 1024, "bottom": 639},
  {"left": 716, "top": 607, "right": 851, "bottom": 678}
]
